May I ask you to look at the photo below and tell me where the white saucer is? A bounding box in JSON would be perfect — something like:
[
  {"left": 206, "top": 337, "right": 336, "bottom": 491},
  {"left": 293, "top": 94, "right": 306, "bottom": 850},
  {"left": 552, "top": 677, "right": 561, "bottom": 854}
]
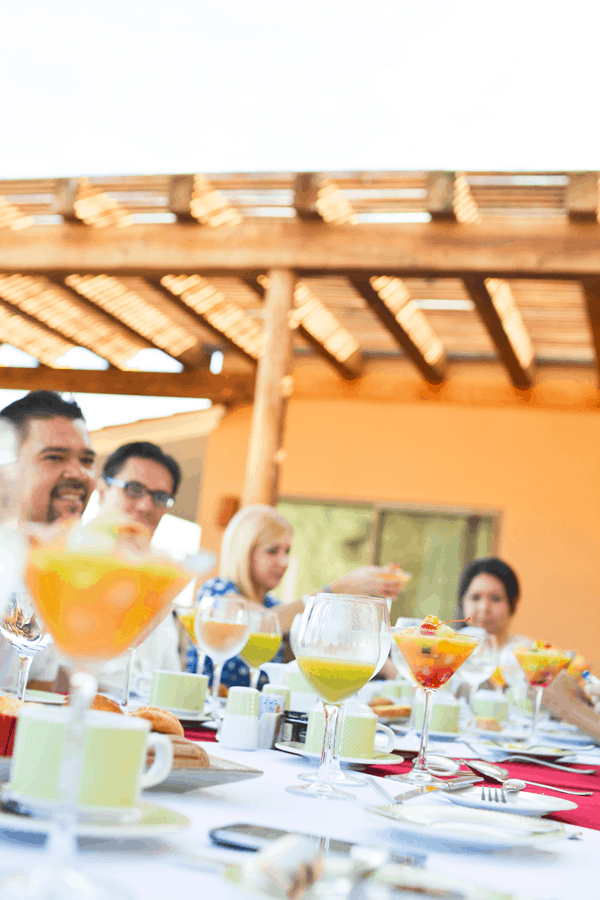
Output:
[
  {"left": 0, "top": 796, "right": 190, "bottom": 838},
  {"left": 366, "top": 802, "right": 566, "bottom": 850},
  {"left": 275, "top": 741, "right": 402, "bottom": 766},
  {"left": 391, "top": 726, "right": 459, "bottom": 741},
  {"left": 162, "top": 707, "right": 209, "bottom": 721},
  {"left": 445, "top": 787, "right": 577, "bottom": 817}
]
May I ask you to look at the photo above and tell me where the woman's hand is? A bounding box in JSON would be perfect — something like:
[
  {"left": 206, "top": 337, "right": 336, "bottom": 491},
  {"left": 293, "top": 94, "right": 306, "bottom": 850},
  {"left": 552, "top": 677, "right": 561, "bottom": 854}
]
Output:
[{"left": 330, "top": 564, "right": 411, "bottom": 599}]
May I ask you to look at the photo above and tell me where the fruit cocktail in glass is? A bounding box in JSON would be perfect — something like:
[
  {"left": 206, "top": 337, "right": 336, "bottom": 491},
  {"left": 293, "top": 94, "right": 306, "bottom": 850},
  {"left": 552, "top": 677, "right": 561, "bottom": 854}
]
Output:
[
  {"left": 391, "top": 615, "right": 480, "bottom": 784},
  {"left": 513, "top": 640, "right": 572, "bottom": 741}
]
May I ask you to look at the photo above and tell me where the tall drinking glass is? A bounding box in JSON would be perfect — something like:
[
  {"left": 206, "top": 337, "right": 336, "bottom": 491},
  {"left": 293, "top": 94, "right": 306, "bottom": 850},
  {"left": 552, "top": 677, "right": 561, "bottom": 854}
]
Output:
[
  {"left": 454, "top": 630, "right": 498, "bottom": 730},
  {"left": 194, "top": 594, "right": 251, "bottom": 717},
  {"left": 0, "top": 517, "right": 214, "bottom": 900},
  {"left": 298, "top": 595, "right": 390, "bottom": 787},
  {"left": 240, "top": 609, "right": 282, "bottom": 689},
  {"left": 0, "top": 592, "right": 53, "bottom": 700},
  {"left": 285, "top": 594, "right": 381, "bottom": 801},
  {"left": 390, "top": 617, "right": 480, "bottom": 784},
  {"left": 177, "top": 605, "right": 205, "bottom": 674},
  {"left": 512, "top": 640, "right": 572, "bottom": 743}
]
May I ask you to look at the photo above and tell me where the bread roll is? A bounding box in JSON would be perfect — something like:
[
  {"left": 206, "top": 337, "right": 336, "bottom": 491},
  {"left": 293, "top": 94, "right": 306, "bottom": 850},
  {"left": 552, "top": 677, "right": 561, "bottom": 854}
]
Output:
[
  {"left": 371, "top": 704, "right": 411, "bottom": 719},
  {"left": 0, "top": 696, "right": 22, "bottom": 717},
  {"left": 475, "top": 716, "right": 503, "bottom": 732},
  {"left": 131, "top": 705, "right": 184, "bottom": 736},
  {"left": 147, "top": 734, "right": 210, "bottom": 769},
  {"left": 368, "top": 696, "right": 393, "bottom": 709},
  {"left": 89, "top": 694, "right": 124, "bottom": 715}
]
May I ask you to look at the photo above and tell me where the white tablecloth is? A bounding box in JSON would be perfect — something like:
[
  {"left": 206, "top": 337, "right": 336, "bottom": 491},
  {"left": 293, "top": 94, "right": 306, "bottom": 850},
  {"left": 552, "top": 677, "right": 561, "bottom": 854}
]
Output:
[{"left": 0, "top": 743, "right": 596, "bottom": 898}]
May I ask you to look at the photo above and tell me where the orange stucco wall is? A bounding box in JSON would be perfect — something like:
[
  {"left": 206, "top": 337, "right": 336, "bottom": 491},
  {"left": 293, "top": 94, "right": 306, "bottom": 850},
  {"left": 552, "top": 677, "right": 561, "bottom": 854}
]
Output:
[{"left": 198, "top": 361, "right": 600, "bottom": 665}]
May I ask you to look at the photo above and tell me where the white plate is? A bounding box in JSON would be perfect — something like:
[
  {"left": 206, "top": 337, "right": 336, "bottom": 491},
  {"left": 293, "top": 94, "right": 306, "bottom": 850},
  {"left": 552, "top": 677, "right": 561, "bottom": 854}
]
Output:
[
  {"left": 445, "top": 786, "right": 577, "bottom": 817},
  {"left": 0, "top": 796, "right": 190, "bottom": 838},
  {"left": 275, "top": 741, "right": 402, "bottom": 766},
  {"left": 146, "top": 753, "right": 263, "bottom": 792},
  {"left": 391, "top": 726, "right": 459, "bottom": 741},
  {"left": 366, "top": 802, "right": 566, "bottom": 850}
]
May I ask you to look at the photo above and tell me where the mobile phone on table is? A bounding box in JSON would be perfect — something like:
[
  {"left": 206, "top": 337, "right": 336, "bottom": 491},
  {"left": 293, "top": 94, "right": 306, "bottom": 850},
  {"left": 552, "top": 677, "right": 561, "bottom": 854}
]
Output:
[{"left": 209, "top": 823, "right": 424, "bottom": 866}]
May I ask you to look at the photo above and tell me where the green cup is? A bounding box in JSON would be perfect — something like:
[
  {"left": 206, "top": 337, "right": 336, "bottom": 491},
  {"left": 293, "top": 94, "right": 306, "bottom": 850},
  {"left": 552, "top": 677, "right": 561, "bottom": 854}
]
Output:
[
  {"left": 149, "top": 670, "right": 208, "bottom": 712},
  {"left": 9, "top": 707, "right": 173, "bottom": 819},
  {"left": 472, "top": 690, "right": 508, "bottom": 722},
  {"left": 415, "top": 695, "right": 460, "bottom": 733}
]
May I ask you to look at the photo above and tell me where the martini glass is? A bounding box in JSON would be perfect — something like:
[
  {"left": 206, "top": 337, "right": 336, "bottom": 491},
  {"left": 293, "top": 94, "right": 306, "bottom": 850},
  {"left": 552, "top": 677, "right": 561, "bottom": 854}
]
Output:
[
  {"left": 194, "top": 594, "right": 252, "bottom": 718},
  {"left": 240, "top": 609, "right": 282, "bottom": 689},
  {"left": 512, "top": 641, "right": 572, "bottom": 743},
  {"left": 298, "top": 595, "right": 390, "bottom": 788},
  {"left": 389, "top": 619, "right": 480, "bottom": 784},
  {"left": 0, "top": 517, "right": 214, "bottom": 900},
  {"left": 285, "top": 594, "right": 380, "bottom": 801},
  {"left": 390, "top": 617, "right": 422, "bottom": 731}
]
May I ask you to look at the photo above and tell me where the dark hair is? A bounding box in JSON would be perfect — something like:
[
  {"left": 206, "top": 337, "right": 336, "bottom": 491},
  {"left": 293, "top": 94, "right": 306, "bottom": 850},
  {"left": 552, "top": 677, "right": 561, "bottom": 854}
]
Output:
[
  {"left": 457, "top": 557, "right": 520, "bottom": 617},
  {"left": 102, "top": 441, "right": 181, "bottom": 497},
  {"left": 0, "top": 390, "right": 85, "bottom": 438}
]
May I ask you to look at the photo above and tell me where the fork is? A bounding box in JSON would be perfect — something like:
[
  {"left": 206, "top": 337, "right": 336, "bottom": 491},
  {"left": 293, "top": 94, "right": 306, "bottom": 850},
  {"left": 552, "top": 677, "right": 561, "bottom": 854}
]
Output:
[
  {"left": 365, "top": 775, "right": 398, "bottom": 806},
  {"left": 480, "top": 784, "right": 507, "bottom": 804}
]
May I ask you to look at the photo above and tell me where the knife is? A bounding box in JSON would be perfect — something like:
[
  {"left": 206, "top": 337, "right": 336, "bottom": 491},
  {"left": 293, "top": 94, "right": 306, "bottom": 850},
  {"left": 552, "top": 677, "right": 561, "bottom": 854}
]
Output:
[{"left": 393, "top": 776, "right": 482, "bottom": 803}]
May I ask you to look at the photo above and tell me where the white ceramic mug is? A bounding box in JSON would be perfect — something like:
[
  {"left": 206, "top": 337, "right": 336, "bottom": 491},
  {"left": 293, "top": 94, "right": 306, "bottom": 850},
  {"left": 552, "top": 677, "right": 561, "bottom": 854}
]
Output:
[
  {"left": 9, "top": 707, "right": 173, "bottom": 820},
  {"left": 304, "top": 699, "right": 395, "bottom": 759},
  {"left": 415, "top": 690, "right": 460, "bottom": 733}
]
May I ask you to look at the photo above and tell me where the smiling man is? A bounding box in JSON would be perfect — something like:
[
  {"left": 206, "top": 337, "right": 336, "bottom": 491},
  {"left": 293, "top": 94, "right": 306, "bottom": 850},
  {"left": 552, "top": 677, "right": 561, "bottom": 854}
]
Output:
[
  {"left": 0, "top": 390, "right": 97, "bottom": 692},
  {"left": 0, "top": 390, "right": 96, "bottom": 524},
  {"left": 95, "top": 441, "right": 184, "bottom": 696}
]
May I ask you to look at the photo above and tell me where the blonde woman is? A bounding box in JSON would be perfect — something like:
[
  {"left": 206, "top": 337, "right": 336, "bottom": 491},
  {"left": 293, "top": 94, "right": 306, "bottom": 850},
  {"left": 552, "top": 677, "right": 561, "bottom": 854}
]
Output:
[{"left": 190, "top": 504, "right": 406, "bottom": 689}]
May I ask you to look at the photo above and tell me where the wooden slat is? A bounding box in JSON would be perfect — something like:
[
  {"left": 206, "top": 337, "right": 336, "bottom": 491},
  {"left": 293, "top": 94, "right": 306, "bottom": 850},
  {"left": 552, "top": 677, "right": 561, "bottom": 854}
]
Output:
[
  {"left": 0, "top": 366, "right": 254, "bottom": 400},
  {"left": 462, "top": 276, "right": 535, "bottom": 388},
  {"left": 243, "top": 277, "right": 362, "bottom": 381},
  {"left": 566, "top": 173, "right": 599, "bottom": 222},
  {"left": 349, "top": 277, "right": 447, "bottom": 383}
]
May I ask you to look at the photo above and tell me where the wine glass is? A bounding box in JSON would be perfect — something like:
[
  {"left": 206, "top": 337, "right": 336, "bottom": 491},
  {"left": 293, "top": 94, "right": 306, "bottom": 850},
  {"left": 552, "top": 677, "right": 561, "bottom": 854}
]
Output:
[
  {"left": 454, "top": 629, "right": 498, "bottom": 730},
  {"left": 194, "top": 594, "right": 252, "bottom": 717},
  {"left": 0, "top": 517, "right": 213, "bottom": 900},
  {"left": 298, "top": 595, "right": 390, "bottom": 788},
  {"left": 285, "top": 593, "right": 381, "bottom": 801},
  {"left": 0, "top": 591, "right": 53, "bottom": 701},
  {"left": 390, "top": 619, "right": 480, "bottom": 784},
  {"left": 512, "top": 640, "right": 572, "bottom": 743},
  {"left": 240, "top": 609, "right": 282, "bottom": 689}
]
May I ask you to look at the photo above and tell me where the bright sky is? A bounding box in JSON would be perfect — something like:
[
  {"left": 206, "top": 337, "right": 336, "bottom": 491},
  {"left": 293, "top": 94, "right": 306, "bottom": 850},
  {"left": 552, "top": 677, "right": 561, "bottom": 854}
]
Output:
[{"left": 1, "top": 0, "right": 599, "bottom": 428}]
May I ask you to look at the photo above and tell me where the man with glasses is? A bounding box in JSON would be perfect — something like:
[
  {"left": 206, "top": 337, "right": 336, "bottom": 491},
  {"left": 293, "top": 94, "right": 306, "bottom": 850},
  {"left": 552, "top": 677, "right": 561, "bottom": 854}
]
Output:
[{"left": 95, "top": 441, "right": 185, "bottom": 694}]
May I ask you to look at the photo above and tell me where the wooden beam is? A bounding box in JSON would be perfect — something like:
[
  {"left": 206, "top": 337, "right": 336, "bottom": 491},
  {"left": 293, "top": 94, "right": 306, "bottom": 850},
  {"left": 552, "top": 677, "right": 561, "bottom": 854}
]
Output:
[
  {"left": 566, "top": 173, "right": 599, "bottom": 222},
  {"left": 0, "top": 366, "right": 254, "bottom": 401},
  {"left": 148, "top": 277, "right": 257, "bottom": 367},
  {"left": 243, "top": 277, "right": 362, "bottom": 381},
  {"left": 293, "top": 173, "right": 322, "bottom": 221},
  {"left": 581, "top": 279, "right": 600, "bottom": 386},
  {"left": 462, "top": 275, "right": 535, "bottom": 389},
  {"left": 427, "top": 172, "right": 457, "bottom": 221},
  {"left": 5, "top": 220, "right": 600, "bottom": 278},
  {"left": 348, "top": 277, "right": 447, "bottom": 384},
  {"left": 242, "top": 269, "right": 295, "bottom": 506},
  {"left": 168, "top": 175, "right": 196, "bottom": 222}
]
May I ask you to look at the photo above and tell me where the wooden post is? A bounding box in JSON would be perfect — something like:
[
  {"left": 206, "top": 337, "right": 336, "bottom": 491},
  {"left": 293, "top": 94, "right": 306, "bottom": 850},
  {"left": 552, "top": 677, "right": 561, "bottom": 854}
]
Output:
[{"left": 242, "top": 268, "right": 295, "bottom": 507}]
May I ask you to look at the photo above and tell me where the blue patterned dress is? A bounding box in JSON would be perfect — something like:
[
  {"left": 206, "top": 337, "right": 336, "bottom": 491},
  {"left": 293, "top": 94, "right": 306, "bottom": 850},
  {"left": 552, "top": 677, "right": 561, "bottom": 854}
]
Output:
[{"left": 185, "top": 577, "right": 283, "bottom": 688}]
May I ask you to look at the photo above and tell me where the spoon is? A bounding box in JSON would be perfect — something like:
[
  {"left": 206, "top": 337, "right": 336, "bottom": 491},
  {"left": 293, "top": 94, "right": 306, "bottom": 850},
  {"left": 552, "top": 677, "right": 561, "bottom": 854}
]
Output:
[{"left": 465, "top": 759, "right": 594, "bottom": 796}]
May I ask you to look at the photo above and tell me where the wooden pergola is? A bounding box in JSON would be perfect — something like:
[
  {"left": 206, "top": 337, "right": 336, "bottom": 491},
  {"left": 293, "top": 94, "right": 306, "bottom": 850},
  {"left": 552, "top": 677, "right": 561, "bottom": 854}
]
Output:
[{"left": 1, "top": 170, "right": 599, "bottom": 504}]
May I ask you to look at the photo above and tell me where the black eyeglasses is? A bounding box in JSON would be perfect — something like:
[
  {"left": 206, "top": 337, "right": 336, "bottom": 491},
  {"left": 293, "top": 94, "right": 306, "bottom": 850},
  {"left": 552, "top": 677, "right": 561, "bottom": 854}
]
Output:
[{"left": 104, "top": 476, "right": 175, "bottom": 509}]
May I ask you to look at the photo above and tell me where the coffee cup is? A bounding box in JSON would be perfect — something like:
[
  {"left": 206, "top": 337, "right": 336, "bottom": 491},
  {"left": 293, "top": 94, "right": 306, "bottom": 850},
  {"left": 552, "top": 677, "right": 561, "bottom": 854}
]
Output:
[
  {"left": 149, "top": 670, "right": 208, "bottom": 712},
  {"left": 9, "top": 707, "right": 173, "bottom": 820},
  {"left": 415, "top": 691, "right": 460, "bottom": 733},
  {"left": 472, "top": 689, "right": 508, "bottom": 722},
  {"left": 304, "top": 699, "right": 395, "bottom": 759}
]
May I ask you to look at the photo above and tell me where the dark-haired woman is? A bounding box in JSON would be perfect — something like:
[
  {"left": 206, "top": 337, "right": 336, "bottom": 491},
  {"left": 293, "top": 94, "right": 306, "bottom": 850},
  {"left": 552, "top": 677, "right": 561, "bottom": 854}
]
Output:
[{"left": 457, "top": 557, "right": 526, "bottom": 650}]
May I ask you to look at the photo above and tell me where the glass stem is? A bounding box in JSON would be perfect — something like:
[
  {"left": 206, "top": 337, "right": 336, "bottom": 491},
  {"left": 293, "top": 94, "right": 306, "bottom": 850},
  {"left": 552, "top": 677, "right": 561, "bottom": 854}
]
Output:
[
  {"left": 46, "top": 670, "right": 97, "bottom": 866},
  {"left": 531, "top": 686, "right": 544, "bottom": 737},
  {"left": 121, "top": 648, "right": 136, "bottom": 712},
  {"left": 16, "top": 653, "right": 33, "bottom": 702},
  {"left": 211, "top": 661, "right": 224, "bottom": 706},
  {"left": 195, "top": 649, "right": 206, "bottom": 675},
  {"left": 330, "top": 700, "right": 347, "bottom": 772},
  {"left": 250, "top": 668, "right": 260, "bottom": 690},
  {"left": 412, "top": 688, "right": 435, "bottom": 775},
  {"left": 317, "top": 703, "right": 339, "bottom": 789}
]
